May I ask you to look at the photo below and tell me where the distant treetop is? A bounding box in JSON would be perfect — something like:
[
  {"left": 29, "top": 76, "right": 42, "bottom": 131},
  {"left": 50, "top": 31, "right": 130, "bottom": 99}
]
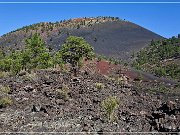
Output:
[{"left": 2, "top": 16, "right": 125, "bottom": 37}]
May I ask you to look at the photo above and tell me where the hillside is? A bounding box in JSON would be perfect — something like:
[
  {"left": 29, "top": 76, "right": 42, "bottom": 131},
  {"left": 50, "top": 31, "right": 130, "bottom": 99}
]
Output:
[
  {"left": 132, "top": 36, "right": 180, "bottom": 82},
  {"left": 0, "top": 17, "right": 163, "bottom": 59},
  {"left": 0, "top": 60, "right": 180, "bottom": 132},
  {"left": 0, "top": 28, "right": 179, "bottom": 133}
]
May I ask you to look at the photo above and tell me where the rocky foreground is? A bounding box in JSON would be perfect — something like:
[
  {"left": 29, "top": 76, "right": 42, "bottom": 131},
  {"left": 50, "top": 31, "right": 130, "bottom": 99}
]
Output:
[{"left": 0, "top": 68, "right": 180, "bottom": 134}]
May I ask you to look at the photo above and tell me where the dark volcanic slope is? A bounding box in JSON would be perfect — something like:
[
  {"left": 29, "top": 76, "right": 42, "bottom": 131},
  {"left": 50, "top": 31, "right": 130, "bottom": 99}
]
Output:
[
  {"left": 0, "top": 17, "right": 163, "bottom": 59},
  {"left": 0, "top": 69, "right": 180, "bottom": 132}
]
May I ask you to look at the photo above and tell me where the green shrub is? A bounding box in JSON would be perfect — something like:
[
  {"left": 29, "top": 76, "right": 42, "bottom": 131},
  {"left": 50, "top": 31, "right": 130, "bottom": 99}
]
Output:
[
  {"left": 53, "top": 51, "right": 64, "bottom": 68},
  {"left": 158, "top": 85, "right": 170, "bottom": 93},
  {"left": 0, "top": 97, "right": 13, "bottom": 108},
  {"left": 0, "top": 58, "right": 12, "bottom": 71},
  {"left": 101, "top": 96, "right": 119, "bottom": 121},
  {"left": 0, "top": 49, "right": 5, "bottom": 59},
  {"left": 95, "top": 83, "right": 105, "bottom": 89},
  {"left": 137, "top": 73, "right": 144, "bottom": 81},
  {"left": 97, "top": 54, "right": 107, "bottom": 61},
  {"left": 37, "top": 52, "right": 53, "bottom": 69},
  {"left": 0, "top": 71, "right": 9, "bottom": 78},
  {"left": 116, "top": 77, "right": 124, "bottom": 85},
  {"left": 0, "top": 85, "right": 11, "bottom": 94},
  {"left": 56, "top": 84, "right": 69, "bottom": 101},
  {"left": 10, "top": 52, "right": 24, "bottom": 75},
  {"left": 23, "top": 71, "right": 37, "bottom": 81}
]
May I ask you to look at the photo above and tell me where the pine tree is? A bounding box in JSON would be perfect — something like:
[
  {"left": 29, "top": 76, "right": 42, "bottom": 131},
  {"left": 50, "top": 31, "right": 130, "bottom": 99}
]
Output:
[{"left": 60, "top": 36, "right": 95, "bottom": 76}]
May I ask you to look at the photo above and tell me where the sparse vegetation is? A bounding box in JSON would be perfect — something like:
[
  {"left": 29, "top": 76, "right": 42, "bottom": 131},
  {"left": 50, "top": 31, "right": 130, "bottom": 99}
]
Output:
[
  {"left": 133, "top": 36, "right": 180, "bottom": 81},
  {"left": 0, "top": 71, "right": 9, "bottom": 78},
  {"left": 0, "top": 96, "right": 13, "bottom": 108},
  {"left": 56, "top": 84, "right": 69, "bottom": 101},
  {"left": 0, "top": 16, "right": 180, "bottom": 132},
  {"left": 97, "top": 54, "right": 107, "bottom": 61},
  {"left": 3, "top": 17, "right": 120, "bottom": 37},
  {"left": 0, "top": 85, "right": 11, "bottom": 94},
  {"left": 135, "top": 73, "right": 144, "bottom": 82},
  {"left": 116, "top": 77, "right": 124, "bottom": 86},
  {"left": 23, "top": 71, "right": 37, "bottom": 81},
  {"left": 95, "top": 83, "right": 105, "bottom": 89},
  {"left": 101, "top": 96, "right": 119, "bottom": 122}
]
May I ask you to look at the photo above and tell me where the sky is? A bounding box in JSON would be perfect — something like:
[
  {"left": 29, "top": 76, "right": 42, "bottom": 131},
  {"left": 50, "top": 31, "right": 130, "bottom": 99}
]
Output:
[{"left": 0, "top": 0, "right": 180, "bottom": 38}]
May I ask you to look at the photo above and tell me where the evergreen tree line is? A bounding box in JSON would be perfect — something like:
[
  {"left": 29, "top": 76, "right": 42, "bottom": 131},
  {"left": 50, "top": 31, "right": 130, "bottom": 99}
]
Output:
[
  {"left": 0, "top": 33, "right": 94, "bottom": 75},
  {"left": 133, "top": 36, "right": 180, "bottom": 80}
]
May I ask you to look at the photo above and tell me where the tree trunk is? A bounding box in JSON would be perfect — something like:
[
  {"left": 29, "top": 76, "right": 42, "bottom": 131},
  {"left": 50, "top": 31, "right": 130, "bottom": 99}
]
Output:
[{"left": 72, "top": 61, "right": 78, "bottom": 77}]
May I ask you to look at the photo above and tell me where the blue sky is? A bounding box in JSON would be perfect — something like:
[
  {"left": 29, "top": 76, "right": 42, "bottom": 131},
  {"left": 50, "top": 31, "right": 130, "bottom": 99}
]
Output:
[{"left": 0, "top": 1, "right": 180, "bottom": 38}]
